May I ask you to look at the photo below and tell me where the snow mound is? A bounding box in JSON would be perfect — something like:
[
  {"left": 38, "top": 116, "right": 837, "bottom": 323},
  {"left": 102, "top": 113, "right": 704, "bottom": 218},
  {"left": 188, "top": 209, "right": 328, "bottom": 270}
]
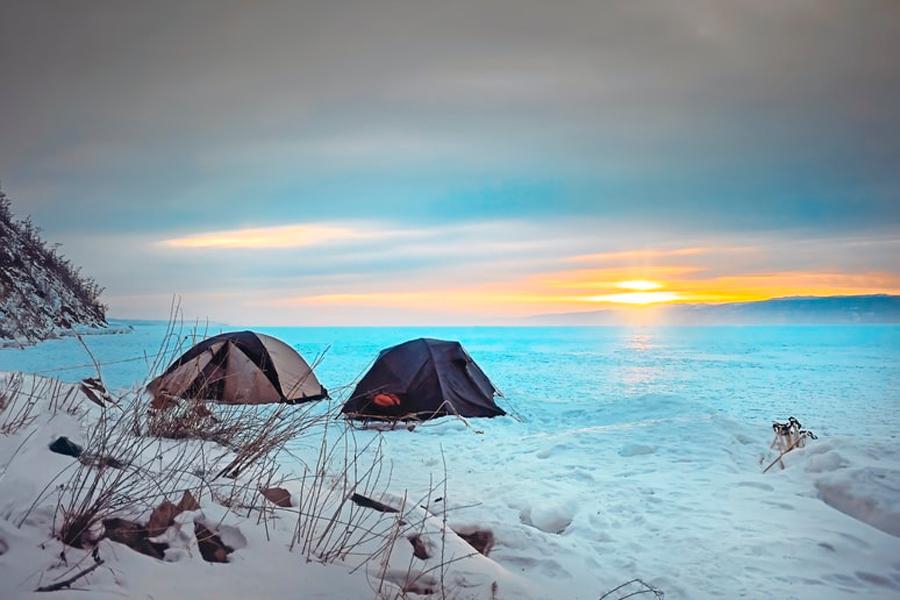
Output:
[
  {"left": 778, "top": 437, "right": 900, "bottom": 538},
  {"left": 518, "top": 499, "right": 577, "bottom": 535},
  {"left": 816, "top": 468, "right": 900, "bottom": 537}
]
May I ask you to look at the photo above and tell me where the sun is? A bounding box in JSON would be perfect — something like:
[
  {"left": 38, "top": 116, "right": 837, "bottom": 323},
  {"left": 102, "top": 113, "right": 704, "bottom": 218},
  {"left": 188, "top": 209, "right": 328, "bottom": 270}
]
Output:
[
  {"left": 616, "top": 280, "right": 662, "bottom": 291},
  {"left": 587, "top": 279, "right": 680, "bottom": 305}
]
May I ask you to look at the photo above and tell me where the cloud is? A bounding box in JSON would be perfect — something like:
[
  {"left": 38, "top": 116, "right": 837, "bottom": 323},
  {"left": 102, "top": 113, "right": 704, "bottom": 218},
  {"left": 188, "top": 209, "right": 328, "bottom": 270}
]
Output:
[
  {"left": 541, "top": 267, "right": 704, "bottom": 291},
  {"left": 161, "top": 223, "right": 360, "bottom": 249},
  {"left": 54, "top": 219, "right": 900, "bottom": 320},
  {"left": 2, "top": 1, "right": 899, "bottom": 324},
  {"left": 568, "top": 248, "right": 706, "bottom": 263},
  {"left": 587, "top": 292, "right": 681, "bottom": 305},
  {"left": 4, "top": 0, "right": 899, "bottom": 237}
]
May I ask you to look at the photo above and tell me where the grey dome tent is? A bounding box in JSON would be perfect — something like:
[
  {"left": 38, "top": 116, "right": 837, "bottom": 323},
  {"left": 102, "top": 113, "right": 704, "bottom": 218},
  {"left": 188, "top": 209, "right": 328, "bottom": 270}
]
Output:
[
  {"left": 147, "top": 331, "right": 327, "bottom": 405},
  {"left": 341, "top": 338, "right": 505, "bottom": 421}
]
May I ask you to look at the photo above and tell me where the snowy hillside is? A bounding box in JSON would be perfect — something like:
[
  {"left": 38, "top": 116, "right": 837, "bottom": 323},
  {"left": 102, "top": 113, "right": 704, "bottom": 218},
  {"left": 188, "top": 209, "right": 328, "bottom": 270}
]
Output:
[{"left": 0, "top": 190, "right": 106, "bottom": 345}]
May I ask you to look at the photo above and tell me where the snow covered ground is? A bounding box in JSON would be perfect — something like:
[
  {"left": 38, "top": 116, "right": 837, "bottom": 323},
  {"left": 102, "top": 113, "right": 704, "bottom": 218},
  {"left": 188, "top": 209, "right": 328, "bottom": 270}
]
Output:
[{"left": 1, "top": 322, "right": 898, "bottom": 599}]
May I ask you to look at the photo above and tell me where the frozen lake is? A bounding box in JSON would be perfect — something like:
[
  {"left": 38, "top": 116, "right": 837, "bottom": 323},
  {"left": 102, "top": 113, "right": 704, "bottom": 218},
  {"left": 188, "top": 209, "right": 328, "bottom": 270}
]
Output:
[{"left": 2, "top": 322, "right": 898, "bottom": 598}]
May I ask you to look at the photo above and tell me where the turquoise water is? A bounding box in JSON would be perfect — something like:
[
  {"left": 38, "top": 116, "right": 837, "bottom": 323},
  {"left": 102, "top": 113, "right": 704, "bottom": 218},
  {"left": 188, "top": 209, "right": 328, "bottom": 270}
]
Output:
[{"left": 1, "top": 323, "right": 897, "bottom": 439}]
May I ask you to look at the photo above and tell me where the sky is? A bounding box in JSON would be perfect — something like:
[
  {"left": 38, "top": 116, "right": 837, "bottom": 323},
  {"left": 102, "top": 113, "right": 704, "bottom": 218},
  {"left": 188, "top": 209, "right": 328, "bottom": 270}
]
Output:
[{"left": 1, "top": 0, "right": 899, "bottom": 326}]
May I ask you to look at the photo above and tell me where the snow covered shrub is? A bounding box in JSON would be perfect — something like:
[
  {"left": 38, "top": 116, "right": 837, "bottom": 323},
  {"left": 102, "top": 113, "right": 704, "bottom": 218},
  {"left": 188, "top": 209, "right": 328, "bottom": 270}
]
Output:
[{"left": 52, "top": 401, "right": 186, "bottom": 548}]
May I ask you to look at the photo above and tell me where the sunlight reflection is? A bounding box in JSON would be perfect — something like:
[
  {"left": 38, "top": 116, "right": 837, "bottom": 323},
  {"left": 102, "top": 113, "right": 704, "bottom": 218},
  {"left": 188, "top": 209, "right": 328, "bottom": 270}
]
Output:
[
  {"left": 618, "top": 332, "right": 663, "bottom": 393},
  {"left": 625, "top": 333, "right": 656, "bottom": 353}
]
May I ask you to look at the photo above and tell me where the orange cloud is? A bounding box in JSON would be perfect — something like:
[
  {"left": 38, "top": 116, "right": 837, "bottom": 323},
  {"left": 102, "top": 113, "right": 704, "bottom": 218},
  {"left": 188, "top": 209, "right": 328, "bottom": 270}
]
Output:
[
  {"left": 542, "top": 266, "right": 702, "bottom": 290},
  {"left": 222, "top": 227, "right": 900, "bottom": 323},
  {"left": 268, "top": 268, "right": 900, "bottom": 316},
  {"left": 670, "top": 270, "right": 900, "bottom": 302},
  {"left": 161, "top": 223, "right": 358, "bottom": 249},
  {"left": 587, "top": 291, "right": 681, "bottom": 304}
]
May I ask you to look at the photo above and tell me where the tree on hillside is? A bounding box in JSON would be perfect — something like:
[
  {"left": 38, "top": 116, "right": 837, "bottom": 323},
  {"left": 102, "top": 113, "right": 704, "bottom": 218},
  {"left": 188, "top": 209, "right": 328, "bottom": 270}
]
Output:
[{"left": 0, "top": 185, "right": 107, "bottom": 339}]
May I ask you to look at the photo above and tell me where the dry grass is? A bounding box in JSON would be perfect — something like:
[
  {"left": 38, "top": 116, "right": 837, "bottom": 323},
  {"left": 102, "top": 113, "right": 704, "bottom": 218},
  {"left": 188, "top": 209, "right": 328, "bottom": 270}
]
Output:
[
  {"left": 142, "top": 398, "right": 325, "bottom": 478},
  {"left": 12, "top": 308, "right": 328, "bottom": 557},
  {"left": 289, "top": 417, "right": 394, "bottom": 562},
  {"left": 598, "top": 578, "right": 665, "bottom": 600},
  {"left": 49, "top": 400, "right": 205, "bottom": 548},
  {"left": 10, "top": 306, "right": 495, "bottom": 599},
  {"left": 0, "top": 372, "right": 83, "bottom": 434},
  {"left": 42, "top": 392, "right": 330, "bottom": 549}
]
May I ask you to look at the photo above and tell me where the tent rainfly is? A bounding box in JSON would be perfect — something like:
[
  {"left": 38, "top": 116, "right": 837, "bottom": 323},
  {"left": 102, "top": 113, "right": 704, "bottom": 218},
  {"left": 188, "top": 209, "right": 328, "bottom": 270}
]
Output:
[
  {"left": 147, "top": 330, "right": 327, "bottom": 405},
  {"left": 341, "top": 338, "right": 505, "bottom": 421}
]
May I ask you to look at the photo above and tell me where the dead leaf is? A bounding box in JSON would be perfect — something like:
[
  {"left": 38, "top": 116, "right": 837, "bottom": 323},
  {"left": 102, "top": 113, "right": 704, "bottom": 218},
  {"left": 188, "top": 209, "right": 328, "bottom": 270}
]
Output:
[
  {"left": 457, "top": 529, "right": 495, "bottom": 556},
  {"left": 178, "top": 490, "right": 200, "bottom": 512},
  {"left": 148, "top": 500, "right": 180, "bottom": 538},
  {"left": 260, "top": 487, "right": 293, "bottom": 508}
]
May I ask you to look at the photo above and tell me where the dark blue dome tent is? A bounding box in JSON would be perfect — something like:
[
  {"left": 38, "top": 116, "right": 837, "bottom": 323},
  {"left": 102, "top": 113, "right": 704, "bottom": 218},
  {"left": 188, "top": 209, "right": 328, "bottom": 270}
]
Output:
[{"left": 342, "top": 338, "right": 505, "bottom": 422}]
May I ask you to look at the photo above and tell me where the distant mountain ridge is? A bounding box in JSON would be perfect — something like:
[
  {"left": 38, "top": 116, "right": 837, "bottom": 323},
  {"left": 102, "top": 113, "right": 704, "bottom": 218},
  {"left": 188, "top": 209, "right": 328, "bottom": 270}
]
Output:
[
  {"left": 528, "top": 294, "right": 900, "bottom": 325},
  {"left": 0, "top": 189, "right": 107, "bottom": 345}
]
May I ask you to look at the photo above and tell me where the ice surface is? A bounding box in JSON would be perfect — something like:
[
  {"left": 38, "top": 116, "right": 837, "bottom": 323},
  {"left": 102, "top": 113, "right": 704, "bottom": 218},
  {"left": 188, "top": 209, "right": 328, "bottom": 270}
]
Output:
[{"left": 1, "top": 323, "right": 898, "bottom": 599}]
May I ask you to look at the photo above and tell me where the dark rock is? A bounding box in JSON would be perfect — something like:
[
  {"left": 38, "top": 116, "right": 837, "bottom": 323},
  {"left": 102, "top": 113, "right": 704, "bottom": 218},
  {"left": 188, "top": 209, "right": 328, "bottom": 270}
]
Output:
[
  {"left": 49, "top": 436, "right": 83, "bottom": 458},
  {"left": 408, "top": 534, "right": 430, "bottom": 559},
  {"left": 350, "top": 492, "right": 399, "bottom": 513}
]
